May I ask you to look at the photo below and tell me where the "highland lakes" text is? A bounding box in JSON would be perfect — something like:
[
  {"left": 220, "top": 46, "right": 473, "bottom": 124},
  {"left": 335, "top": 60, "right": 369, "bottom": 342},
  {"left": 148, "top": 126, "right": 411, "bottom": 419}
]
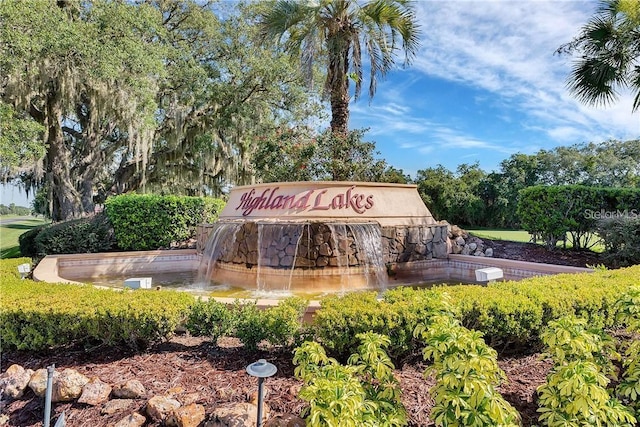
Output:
[{"left": 235, "top": 186, "right": 374, "bottom": 216}]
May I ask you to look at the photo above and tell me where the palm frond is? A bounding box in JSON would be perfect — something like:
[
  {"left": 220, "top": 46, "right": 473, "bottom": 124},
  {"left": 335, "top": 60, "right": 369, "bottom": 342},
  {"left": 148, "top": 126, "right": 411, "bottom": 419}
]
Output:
[{"left": 562, "top": 0, "right": 640, "bottom": 110}]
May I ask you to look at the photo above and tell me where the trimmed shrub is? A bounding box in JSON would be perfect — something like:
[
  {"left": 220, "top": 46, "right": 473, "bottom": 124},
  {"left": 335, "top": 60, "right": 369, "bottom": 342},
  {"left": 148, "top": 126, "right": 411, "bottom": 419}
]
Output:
[
  {"left": 105, "top": 194, "right": 225, "bottom": 250},
  {"left": 312, "top": 265, "right": 640, "bottom": 359},
  {"left": 442, "top": 284, "right": 544, "bottom": 350},
  {"left": 517, "top": 185, "right": 640, "bottom": 250},
  {"left": 313, "top": 289, "right": 449, "bottom": 360},
  {"left": 18, "top": 224, "right": 48, "bottom": 258},
  {"left": 186, "top": 297, "right": 308, "bottom": 351},
  {"left": 32, "top": 212, "right": 116, "bottom": 258},
  {"left": 0, "top": 270, "right": 193, "bottom": 351},
  {"left": 597, "top": 216, "right": 640, "bottom": 267},
  {"left": 186, "top": 298, "right": 233, "bottom": 341}
]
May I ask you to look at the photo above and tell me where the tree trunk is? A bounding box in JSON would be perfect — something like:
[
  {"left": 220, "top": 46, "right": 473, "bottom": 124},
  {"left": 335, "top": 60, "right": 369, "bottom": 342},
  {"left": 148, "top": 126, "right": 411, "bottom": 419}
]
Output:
[
  {"left": 328, "top": 47, "right": 350, "bottom": 136},
  {"left": 328, "top": 39, "right": 351, "bottom": 180},
  {"left": 46, "top": 89, "right": 82, "bottom": 222}
]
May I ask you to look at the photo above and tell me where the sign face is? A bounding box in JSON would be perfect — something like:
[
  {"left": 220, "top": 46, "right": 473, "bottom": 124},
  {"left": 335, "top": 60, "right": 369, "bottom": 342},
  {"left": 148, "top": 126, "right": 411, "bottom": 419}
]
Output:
[
  {"left": 235, "top": 185, "right": 374, "bottom": 216},
  {"left": 220, "top": 182, "right": 436, "bottom": 225}
]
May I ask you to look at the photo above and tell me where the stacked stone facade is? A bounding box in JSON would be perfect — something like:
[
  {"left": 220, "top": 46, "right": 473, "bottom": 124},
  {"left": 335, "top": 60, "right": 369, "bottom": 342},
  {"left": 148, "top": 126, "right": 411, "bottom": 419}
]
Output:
[{"left": 199, "top": 221, "right": 449, "bottom": 271}]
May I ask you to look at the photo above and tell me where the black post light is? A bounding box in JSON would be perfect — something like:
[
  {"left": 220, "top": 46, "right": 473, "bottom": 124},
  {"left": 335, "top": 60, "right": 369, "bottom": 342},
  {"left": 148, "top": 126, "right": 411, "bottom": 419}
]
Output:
[{"left": 246, "top": 359, "right": 277, "bottom": 427}]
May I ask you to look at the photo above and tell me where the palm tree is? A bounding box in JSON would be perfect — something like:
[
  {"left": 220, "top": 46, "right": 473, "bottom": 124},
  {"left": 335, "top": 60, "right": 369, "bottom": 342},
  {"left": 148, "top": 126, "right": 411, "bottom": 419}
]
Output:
[
  {"left": 259, "top": 0, "right": 420, "bottom": 135},
  {"left": 558, "top": 0, "right": 640, "bottom": 111}
]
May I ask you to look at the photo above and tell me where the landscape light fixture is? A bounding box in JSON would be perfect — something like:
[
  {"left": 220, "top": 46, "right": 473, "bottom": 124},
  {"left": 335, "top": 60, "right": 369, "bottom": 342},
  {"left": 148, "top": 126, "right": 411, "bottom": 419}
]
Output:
[
  {"left": 246, "top": 359, "right": 277, "bottom": 427},
  {"left": 17, "top": 263, "right": 31, "bottom": 279}
]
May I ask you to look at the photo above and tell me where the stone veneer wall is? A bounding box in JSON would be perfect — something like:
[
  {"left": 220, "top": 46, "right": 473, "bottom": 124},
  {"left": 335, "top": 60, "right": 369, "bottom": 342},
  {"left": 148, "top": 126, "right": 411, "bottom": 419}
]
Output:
[
  {"left": 381, "top": 225, "right": 449, "bottom": 264},
  {"left": 198, "top": 222, "right": 449, "bottom": 270}
]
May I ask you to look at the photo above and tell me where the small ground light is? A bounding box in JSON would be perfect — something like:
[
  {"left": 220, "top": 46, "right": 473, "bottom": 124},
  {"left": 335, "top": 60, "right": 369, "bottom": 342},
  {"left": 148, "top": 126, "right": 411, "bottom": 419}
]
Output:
[
  {"left": 17, "top": 263, "right": 30, "bottom": 279},
  {"left": 246, "top": 359, "right": 277, "bottom": 427}
]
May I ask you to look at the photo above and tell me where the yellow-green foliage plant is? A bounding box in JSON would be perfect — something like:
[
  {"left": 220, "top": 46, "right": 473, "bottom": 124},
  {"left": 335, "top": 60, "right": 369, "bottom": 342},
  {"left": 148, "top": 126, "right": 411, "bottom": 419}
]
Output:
[
  {"left": 293, "top": 332, "right": 407, "bottom": 427},
  {"left": 311, "top": 265, "right": 640, "bottom": 361},
  {"left": 536, "top": 316, "right": 636, "bottom": 426},
  {"left": 444, "top": 265, "right": 640, "bottom": 349},
  {"left": 313, "top": 287, "right": 450, "bottom": 360},
  {"left": 1, "top": 258, "right": 194, "bottom": 351},
  {"left": 615, "top": 287, "right": 640, "bottom": 413},
  {"left": 415, "top": 313, "right": 521, "bottom": 427}
]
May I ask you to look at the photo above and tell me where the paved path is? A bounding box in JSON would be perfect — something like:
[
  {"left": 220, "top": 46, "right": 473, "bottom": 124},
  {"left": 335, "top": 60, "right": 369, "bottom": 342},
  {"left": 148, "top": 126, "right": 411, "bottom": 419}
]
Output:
[{"left": 0, "top": 216, "right": 40, "bottom": 226}]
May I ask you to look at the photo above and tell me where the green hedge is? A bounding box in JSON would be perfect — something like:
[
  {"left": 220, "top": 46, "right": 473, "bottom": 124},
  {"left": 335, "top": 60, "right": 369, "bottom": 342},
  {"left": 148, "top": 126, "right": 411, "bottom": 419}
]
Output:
[
  {"left": 2, "top": 256, "right": 639, "bottom": 357},
  {"left": 313, "top": 288, "right": 451, "bottom": 359},
  {"left": 313, "top": 265, "right": 640, "bottom": 359},
  {"left": 517, "top": 185, "right": 640, "bottom": 250},
  {"left": 104, "top": 194, "right": 225, "bottom": 251},
  {"left": 30, "top": 212, "right": 116, "bottom": 259},
  {"left": 186, "top": 297, "right": 309, "bottom": 351},
  {"left": 597, "top": 216, "right": 640, "bottom": 267},
  {"left": 1, "top": 258, "right": 194, "bottom": 351}
]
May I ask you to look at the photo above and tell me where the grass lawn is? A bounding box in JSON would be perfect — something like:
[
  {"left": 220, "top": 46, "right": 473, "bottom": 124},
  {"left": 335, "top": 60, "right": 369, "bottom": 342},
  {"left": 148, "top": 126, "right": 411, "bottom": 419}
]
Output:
[
  {"left": 467, "top": 227, "right": 604, "bottom": 252},
  {"left": 466, "top": 228, "right": 532, "bottom": 243},
  {"left": 0, "top": 217, "right": 50, "bottom": 258}
]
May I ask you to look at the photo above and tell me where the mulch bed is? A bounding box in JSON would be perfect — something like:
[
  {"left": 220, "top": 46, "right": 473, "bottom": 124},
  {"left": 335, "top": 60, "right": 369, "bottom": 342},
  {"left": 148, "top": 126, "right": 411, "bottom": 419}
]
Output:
[
  {"left": 1, "top": 241, "right": 603, "bottom": 426},
  {"left": 1, "top": 336, "right": 553, "bottom": 427}
]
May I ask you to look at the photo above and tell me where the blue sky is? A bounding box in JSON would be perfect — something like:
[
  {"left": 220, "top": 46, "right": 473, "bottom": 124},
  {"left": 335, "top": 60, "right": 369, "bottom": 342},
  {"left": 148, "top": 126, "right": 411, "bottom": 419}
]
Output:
[
  {"left": 2, "top": 0, "right": 639, "bottom": 208},
  {"left": 349, "top": 0, "right": 639, "bottom": 178}
]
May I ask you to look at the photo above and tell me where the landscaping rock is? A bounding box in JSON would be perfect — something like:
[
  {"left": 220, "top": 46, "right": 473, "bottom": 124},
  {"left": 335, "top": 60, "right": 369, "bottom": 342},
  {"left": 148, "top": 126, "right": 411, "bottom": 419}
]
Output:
[
  {"left": 146, "top": 395, "right": 181, "bottom": 421},
  {"left": 208, "top": 402, "right": 269, "bottom": 427},
  {"left": 28, "top": 368, "right": 53, "bottom": 397},
  {"left": 101, "top": 399, "right": 135, "bottom": 415},
  {"left": 78, "top": 377, "right": 112, "bottom": 406},
  {"left": 264, "top": 413, "right": 306, "bottom": 427},
  {"left": 166, "top": 403, "right": 206, "bottom": 427},
  {"left": 485, "top": 247, "right": 494, "bottom": 257},
  {"left": 0, "top": 364, "right": 33, "bottom": 399},
  {"left": 113, "top": 412, "right": 146, "bottom": 427},
  {"left": 112, "top": 379, "right": 146, "bottom": 399},
  {"left": 52, "top": 368, "right": 90, "bottom": 402},
  {"left": 178, "top": 392, "right": 201, "bottom": 406}
]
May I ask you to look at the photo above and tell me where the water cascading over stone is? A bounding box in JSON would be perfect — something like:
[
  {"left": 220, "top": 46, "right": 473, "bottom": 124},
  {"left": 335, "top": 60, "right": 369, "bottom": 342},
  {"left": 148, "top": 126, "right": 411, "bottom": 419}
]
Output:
[{"left": 197, "top": 182, "right": 450, "bottom": 292}]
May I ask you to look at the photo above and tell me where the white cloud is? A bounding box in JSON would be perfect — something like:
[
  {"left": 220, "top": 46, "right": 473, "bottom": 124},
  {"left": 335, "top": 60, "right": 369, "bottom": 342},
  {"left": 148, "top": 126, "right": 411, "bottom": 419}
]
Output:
[
  {"left": 408, "top": 0, "right": 638, "bottom": 144},
  {"left": 348, "top": 0, "right": 639, "bottom": 174}
]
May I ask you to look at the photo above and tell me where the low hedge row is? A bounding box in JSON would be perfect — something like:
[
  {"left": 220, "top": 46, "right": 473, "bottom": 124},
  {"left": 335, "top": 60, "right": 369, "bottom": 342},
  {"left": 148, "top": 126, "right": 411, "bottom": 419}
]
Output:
[
  {"left": 1, "top": 259, "right": 193, "bottom": 351},
  {"left": 2, "top": 257, "right": 639, "bottom": 357},
  {"left": 314, "top": 265, "right": 640, "bottom": 359},
  {"left": 19, "top": 195, "right": 226, "bottom": 259}
]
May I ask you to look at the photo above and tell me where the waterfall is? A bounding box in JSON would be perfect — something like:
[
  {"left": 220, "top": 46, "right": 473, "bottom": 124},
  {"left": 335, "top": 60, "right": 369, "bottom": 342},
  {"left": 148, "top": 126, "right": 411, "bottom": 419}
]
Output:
[
  {"left": 326, "top": 222, "right": 387, "bottom": 291},
  {"left": 198, "top": 220, "right": 388, "bottom": 292},
  {"left": 347, "top": 223, "right": 388, "bottom": 289},
  {"left": 196, "top": 222, "right": 241, "bottom": 284}
]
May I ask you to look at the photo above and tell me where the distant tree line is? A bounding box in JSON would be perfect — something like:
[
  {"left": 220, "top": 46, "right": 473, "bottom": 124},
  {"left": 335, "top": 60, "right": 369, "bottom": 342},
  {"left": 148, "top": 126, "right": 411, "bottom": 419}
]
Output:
[
  {"left": 0, "top": 203, "right": 31, "bottom": 216},
  {"left": 414, "top": 139, "right": 640, "bottom": 228}
]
